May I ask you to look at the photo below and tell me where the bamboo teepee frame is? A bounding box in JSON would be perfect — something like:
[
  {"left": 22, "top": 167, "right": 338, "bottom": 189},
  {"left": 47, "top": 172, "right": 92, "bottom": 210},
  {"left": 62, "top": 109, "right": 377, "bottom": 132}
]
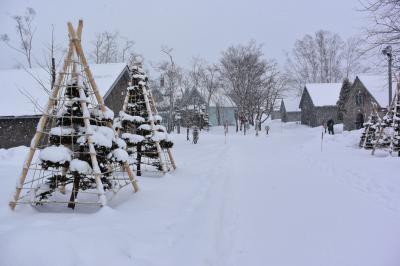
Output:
[
  {"left": 119, "top": 62, "right": 176, "bottom": 174},
  {"left": 9, "top": 20, "right": 138, "bottom": 210},
  {"left": 371, "top": 81, "right": 400, "bottom": 156}
]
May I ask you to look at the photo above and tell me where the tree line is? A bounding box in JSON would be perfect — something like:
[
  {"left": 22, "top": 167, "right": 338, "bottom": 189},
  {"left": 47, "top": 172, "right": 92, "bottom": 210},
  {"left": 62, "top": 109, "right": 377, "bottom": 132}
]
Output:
[{"left": 1, "top": 3, "right": 399, "bottom": 133}]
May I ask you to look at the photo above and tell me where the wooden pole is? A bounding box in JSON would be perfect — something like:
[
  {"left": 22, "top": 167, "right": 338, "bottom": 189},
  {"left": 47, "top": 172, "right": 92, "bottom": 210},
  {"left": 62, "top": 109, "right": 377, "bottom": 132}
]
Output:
[
  {"left": 142, "top": 85, "right": 167, "bottom": 173},
  {"left": 148, "top": 87, "right": 176, "bottom": 170},
  {"left": 67, "top": 21, "right": 106, "bottom": 112},
  {"left": 69, "top": 20, "right": 138, "bottom": 193},
  {"left": 9, "top": 40, "right": 75, "bottom": 210}
]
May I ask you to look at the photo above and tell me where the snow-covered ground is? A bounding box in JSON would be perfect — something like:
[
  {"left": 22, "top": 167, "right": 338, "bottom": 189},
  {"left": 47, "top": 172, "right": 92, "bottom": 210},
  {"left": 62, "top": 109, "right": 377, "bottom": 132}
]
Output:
[{"left": 1, "top": 120, "right": 400, "bottom": 266}]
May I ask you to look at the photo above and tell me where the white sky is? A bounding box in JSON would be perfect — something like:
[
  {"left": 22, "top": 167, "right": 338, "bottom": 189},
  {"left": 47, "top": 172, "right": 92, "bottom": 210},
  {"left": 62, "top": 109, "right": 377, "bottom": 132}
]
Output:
[{"left": 0, "top": 0, "right": 368, "bottom": 71}]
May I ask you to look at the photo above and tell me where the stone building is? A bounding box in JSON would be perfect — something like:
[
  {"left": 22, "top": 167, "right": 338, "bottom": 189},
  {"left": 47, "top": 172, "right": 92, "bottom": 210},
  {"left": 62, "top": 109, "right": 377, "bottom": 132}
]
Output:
[
  {"left": 0, "top": 63, "right": 130, "bottom": 149},
  {"left": 299, "top": 83, "right": 342, "bottom": 127},
  {"left": 270, "top": 99, "right": 282, "bottom": 120},
  {"left": 342, "top": 75, "right": 395, "bottom": 131},
  {"left": 281, "top": 97, "right": 301, "bottom": 122}
]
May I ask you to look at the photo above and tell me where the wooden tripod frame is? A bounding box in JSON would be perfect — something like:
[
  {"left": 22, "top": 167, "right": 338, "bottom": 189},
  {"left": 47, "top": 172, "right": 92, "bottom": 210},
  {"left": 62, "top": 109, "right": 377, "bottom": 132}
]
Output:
[
  {"left": 120, "top": 73, "right": 177, "bottom": 174},
  {"left": 9, "top": 20, "right": 138, "bottom": 210}
]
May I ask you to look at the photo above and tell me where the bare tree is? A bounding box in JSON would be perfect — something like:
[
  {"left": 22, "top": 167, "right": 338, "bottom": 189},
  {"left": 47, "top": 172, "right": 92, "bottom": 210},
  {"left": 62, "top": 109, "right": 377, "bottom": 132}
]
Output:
[
  {"left": 361, "top": 0, "right": 400, "bottom": 66},
  {"left": 159, "top": 46, "right": 183, "bottom": 132},
  {"left": 342, "top": 36, "right": 370, "bottom": 78},
  {"left": 1, "top": 7, "right": 36, "bottom": 68},
  {"left": 90, "top": 31, "right": 119, "bottom": 64},
  {"left": 202, "top": 63, "right": 220, "bottom": 114},
  {"left": 285, "top": 30, "right": 347, "bottom": 95},
  {"left": 220, "top": 41, "right": 283, "bottom": 135},
  {"left": 120, "top": 37, "right": 135, "bottom": 63}
]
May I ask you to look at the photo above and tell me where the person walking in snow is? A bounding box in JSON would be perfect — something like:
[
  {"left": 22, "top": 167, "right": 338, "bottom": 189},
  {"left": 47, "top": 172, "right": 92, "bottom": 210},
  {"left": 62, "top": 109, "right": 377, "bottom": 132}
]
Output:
[
  {"left": 192, "top": 126, "right": 199, "bottom": 144},
  {"left": 186, "top": 127, "right": 190, "bottom": 141},
  {"left": 327, "top": 119, "right": 334, "bottom": 135},
  {"left": 265, "top": 125, "right": 270, "bottom": 135}
]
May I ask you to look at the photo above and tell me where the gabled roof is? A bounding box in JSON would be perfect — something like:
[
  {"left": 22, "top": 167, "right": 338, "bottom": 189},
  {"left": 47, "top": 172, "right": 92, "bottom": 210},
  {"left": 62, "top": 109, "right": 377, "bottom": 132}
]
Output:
[
  {"left": 355, "top": 75, "right": 396, "bottom": 107},
  {"left": 0, "top": 63, "right": 128, "bottom": 117},
  {"left": 282, "top": 97, "right": 301, "bottom": 112},
  {"left": 304, "top": 83, "right": 342, "bottom": 107},
  {"left": 209, "top": 92, "right": 235, "bottom": 108}
]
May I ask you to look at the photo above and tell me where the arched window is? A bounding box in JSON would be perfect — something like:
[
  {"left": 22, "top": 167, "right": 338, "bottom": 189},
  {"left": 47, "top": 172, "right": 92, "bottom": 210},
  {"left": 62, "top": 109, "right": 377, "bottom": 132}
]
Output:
[{"left": 355, "top": 91, "right": 365, "bottom": 106}]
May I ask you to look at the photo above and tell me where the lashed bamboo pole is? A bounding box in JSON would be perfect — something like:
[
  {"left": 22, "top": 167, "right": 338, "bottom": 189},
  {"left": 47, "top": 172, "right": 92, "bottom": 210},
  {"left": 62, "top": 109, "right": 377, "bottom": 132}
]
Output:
[
  {"left": 142, "top": 85, "right": 167, "bottom": 173},
  {"left": 77, "top": 86, "right": 107, "bottom": 206},
  {"left": 9, "top": 38, "right": 76, "bottom": 210},
  {"left": 69, "top": 21, "right": 138, "bottom": 193},
  {"left": 148, "top": 88, "right": 176, "bottom": 170},
  {"left": 67, "top": 21, "right": 106, "bottom": 112}
]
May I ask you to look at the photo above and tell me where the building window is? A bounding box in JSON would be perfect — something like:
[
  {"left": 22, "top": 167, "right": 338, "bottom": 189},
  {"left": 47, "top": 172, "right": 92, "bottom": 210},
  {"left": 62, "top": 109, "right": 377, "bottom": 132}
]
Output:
[{"left": 355, "top": 92, "right": 364, "bottom": 106}]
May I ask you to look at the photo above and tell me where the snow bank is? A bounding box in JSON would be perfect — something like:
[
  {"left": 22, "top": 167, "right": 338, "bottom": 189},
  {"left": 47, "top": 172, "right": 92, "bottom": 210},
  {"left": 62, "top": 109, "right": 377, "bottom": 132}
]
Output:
[
  {"left": 121, "top": 133, "right": 145, "bottom": 144},
  {"left": 119, "top": 111, "right": 145, "bottom": 123},
  {"left": 69, "top": 159, "right": 92, "bottom": 175},
  {"left": 110, "top": 148, "right": 129, "bottom": 162},
  {"left": 49, "top": 127, "right": 75, "bottom": 136},
  {"left": 39, "top": 145, "right": 72, "bottom": 163}
]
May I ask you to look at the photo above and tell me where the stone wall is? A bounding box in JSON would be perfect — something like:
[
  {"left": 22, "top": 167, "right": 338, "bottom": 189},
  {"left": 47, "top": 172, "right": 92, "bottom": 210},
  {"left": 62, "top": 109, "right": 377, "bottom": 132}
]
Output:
[
  {"left": 299, "top": 89, "right": 316, "bottom": 126},
  {"left": 343, "top": 78, "right": 381, "bottom": 131},
  {"left": 282, "top": 111, "right": 301, "bottom": 122},
  {"left": 314, "top": 106, "right": 339, "bottom": 127},
  {"left": 0, "top": 116, "right": 40, "bottom": 148},
  {"left": 104, "top": 69, "right": 130, "bottom": 115},
  {"left": 271, "top": 110, "right": 281, "bottom": 120},
  {"left": 0, "top": 68, "right": 130, "bottom": 149}
]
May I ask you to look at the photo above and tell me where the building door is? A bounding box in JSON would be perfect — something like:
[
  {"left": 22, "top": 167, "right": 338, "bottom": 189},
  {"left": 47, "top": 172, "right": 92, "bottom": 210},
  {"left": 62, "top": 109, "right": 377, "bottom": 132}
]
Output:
[{"left": 355, "top": 113, "right": 364, "bottom": 129}]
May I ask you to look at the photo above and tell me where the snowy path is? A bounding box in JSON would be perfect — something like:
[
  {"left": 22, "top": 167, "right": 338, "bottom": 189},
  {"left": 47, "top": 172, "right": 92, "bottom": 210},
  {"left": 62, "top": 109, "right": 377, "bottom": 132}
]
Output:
[{"left": 1, "top": 121, "right": 400, "bottom": 265}]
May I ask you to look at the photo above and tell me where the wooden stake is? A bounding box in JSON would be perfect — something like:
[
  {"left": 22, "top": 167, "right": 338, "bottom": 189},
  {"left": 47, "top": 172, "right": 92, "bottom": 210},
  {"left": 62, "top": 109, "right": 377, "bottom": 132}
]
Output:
[
  {"left": 142, "top": 86, "right": 167, "bottom": 173},
  {"left": 9, "top": 40, "right": 75, "bottom": 210}
]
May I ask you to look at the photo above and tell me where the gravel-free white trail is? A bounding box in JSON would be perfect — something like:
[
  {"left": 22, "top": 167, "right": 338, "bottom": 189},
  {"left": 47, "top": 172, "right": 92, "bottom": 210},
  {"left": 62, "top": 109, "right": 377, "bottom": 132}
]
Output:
[{"left": 1, "top": 121, "right": 400, "bottom": 265}]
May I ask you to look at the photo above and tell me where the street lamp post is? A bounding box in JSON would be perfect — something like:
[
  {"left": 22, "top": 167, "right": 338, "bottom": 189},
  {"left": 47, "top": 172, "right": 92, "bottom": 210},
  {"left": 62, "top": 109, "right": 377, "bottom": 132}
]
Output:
[{"left": 382, "top": 45, "right": 393, "bottom": 106}]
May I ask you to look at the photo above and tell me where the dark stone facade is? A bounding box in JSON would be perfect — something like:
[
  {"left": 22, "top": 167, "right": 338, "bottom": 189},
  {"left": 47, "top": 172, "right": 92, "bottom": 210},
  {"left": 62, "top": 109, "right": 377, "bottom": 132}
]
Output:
[
  {"left": 299, "top": 88, "right": 338, "bottom": 127},
  {"left": 0, "top": 67, "right": 129, "bottom": 149},
  {"left": 280, "top": 100, "right": 301, "bottom": 122},
  {"left": 342, "top": 77, "right": 385, "bottom": 131},
  {"left": 282, "top": 111, "right": 301, "bottom": 123},
  {"left": 103, "top": 67, "right": 130, "bottom": 115},
  {"left": 0, "top": 115, "right": 41, "bottom": 149}
]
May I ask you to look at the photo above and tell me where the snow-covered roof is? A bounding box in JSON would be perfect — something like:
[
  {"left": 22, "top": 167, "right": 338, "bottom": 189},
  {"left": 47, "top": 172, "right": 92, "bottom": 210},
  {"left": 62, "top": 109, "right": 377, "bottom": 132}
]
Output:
[
  {"left": 282, "top": 97, "right": 300, "bottom": 112},
  {"left": 0, "top": 63, "right": 127, "bottom": 116},
  {"left": 356, "top": 75, "right": 396, "bottom": 107},
  {"left": 305, "top": 83, "right": 342, "bottom": 107},
  {"left": 209, "top": 93, "right": 235, "bottom": 108}
]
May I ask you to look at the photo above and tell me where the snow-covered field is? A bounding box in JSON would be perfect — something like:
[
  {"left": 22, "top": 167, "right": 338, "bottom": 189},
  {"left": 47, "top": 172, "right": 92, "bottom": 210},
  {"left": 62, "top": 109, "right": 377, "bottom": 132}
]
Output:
[{"left": 1, "top": 120, "right": 400, "bottom": 266}]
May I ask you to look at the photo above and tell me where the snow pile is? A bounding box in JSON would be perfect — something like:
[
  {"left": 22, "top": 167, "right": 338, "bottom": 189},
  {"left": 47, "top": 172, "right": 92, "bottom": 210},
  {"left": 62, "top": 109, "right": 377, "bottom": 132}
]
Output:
[
  {"left": 49, "top": 127, "right": 75, "bottom": 136},
  {"left": 39, "top": 145, "right": 72, "bottom": 163},
  {"left": 90, "top": 106, "right": 114, "bottom": 120},
  {"left": 91, "top": 126, "right": 115, "bottom": 148},
  {"left": 152, "top": 132, "right": 167, "bottom": 142},
  {"left": 69, "top": 159, "right": 92, "bottom": 175},
  {"left": 116, "top": 138, "right": 127, "bottom": 149},
  {"left": 121, "top": 133, "right": 145, "bottom": 144},
  {"left": 119, "top": 111, "right": 145, "bottom": 123},
  {"left": 110, "top": 148, "right": 129, "bottom": 162},
  {"left": 153, "top": 115, "right": 163, "bottom": 122},
  {"left": 138, "top": 124, "right": 151, "bottom": 131},
  {"left": 154, "top": 125, "right": 167, "bottom": 132}
]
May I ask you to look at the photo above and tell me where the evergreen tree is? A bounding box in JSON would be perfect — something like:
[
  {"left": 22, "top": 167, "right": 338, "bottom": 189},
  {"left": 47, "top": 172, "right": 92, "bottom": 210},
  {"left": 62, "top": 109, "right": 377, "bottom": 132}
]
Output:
[
  {"left": 117, "top": 61, "right": 174, "bottom": 176},
  {"left": 337, "top": 78, "right": 352, "bottom": 121}
]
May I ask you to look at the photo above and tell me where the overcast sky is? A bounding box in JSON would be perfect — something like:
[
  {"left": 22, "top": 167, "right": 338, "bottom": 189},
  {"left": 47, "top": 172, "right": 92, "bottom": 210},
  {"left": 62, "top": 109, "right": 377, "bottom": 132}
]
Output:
[{"left": 0, "top": 0, "right": 368, "bottom": 71}]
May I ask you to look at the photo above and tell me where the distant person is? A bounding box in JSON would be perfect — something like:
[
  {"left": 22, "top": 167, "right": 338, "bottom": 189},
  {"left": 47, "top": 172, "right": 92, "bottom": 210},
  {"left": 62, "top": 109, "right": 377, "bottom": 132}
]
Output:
[
  {"left": 192, "top": 126, "right": 199, "bottom": 144},
  {"left": 186, "top": 127, "right": 190, "bottom": 141},
  {"left": 327, "top": 119, "right": 334, "bottom": 135},
  {"left": 322, "top": 122, "right": 327, "bottom": 133},
  {"left": 265, "top": 125, "right": 270, "bottom": 135}
]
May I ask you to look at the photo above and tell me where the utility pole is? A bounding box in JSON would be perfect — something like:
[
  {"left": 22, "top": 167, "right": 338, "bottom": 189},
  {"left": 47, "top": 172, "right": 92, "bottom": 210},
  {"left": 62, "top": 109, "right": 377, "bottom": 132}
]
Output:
[{"left": 382, "top": 45, "right": 393, "bottom": 106}]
